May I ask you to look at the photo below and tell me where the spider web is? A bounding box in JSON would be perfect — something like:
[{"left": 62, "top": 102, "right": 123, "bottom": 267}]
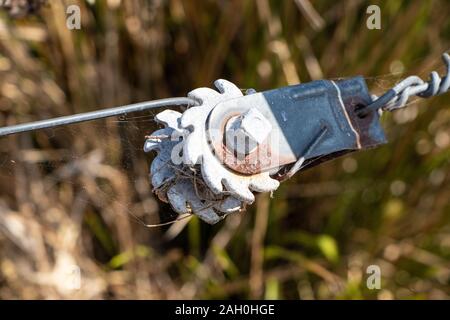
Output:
[{"left": 0, "top": 107, "right": 183, "bottom": 228}]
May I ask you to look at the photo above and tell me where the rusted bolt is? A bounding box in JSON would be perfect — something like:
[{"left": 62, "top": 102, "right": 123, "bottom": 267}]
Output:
[{"left": 225, "top": 108, "right": 272, "bottom": 157}]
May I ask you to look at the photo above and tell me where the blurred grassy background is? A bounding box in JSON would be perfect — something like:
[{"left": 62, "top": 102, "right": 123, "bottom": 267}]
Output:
[{"left": 0, "top": 0, "right": 449, "bottom": 299}]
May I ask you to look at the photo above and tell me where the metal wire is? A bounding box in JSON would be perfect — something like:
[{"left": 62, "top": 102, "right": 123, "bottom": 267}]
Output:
[
  {"left": 0, "top": 97, "right": 197, "bottom": 137},
  {"left": 358, "top": 52, "right": 450, "bottom": 117},
  {"left": 3, "top": 53, "right": 449, "bottom": 135}
]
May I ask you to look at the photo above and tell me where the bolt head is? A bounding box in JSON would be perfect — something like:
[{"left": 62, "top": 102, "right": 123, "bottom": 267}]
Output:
[
  {"left": 239, "top": 108, "right": 272, "bottom": 144},
  {"left": 225, "top": 108, "right": 272, "bottom": 157}
]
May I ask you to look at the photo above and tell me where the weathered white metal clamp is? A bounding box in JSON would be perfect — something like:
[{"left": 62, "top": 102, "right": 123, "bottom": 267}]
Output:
[{"left": 146, "top": 77, "right": 387, "bottom": 224}]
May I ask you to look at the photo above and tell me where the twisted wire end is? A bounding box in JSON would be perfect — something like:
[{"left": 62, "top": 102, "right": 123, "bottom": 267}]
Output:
[{"left": 357, "top": 52, "right": 450, "bottom": 118}]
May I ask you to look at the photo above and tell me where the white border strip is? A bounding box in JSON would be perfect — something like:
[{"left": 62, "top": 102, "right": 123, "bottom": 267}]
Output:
[{"left": 331, "top": 81, "right": 361, "bottom": 149}]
